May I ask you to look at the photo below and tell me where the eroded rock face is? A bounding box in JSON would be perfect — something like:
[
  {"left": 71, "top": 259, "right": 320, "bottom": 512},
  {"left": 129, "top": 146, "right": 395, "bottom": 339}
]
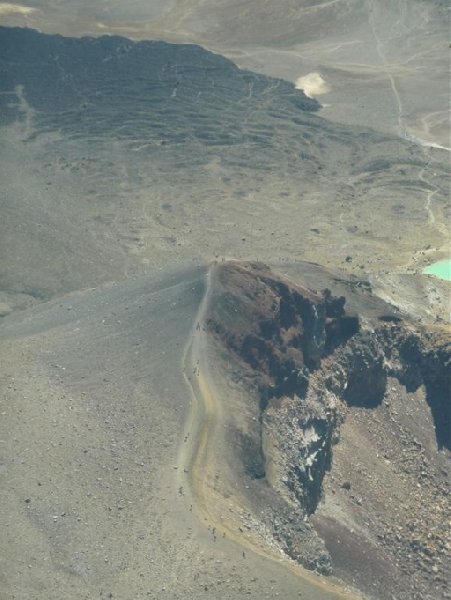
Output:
[
  {"left": 380, "top": 325, "right": 451, "bottom": 449},
  {"left": 207, "top": 261, "right": 360, "bottom": 524},
  {"left": 206, "top": 261, "right": 450, "bottom": 593},
  {"left": 207, "top": 261, "right": 359, "bottom": 399}
]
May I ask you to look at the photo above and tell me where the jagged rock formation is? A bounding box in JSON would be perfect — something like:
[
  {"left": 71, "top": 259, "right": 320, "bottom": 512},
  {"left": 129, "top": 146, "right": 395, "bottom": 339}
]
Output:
[
  {"left": 206, "top": 261, "right": 450, "bottom": 599},
  {"left": 207, "top": 261, "right": 359, "bottom": 397}
]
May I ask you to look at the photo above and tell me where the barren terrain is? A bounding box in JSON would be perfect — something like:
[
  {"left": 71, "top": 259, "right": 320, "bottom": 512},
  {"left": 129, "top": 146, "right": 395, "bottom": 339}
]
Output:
[
  {"left": 0, "top": 13, "right": 449, "bottom": 600},
  {"left": 200, "top": 260, "right": 450, "bottom": 600},
  {"left": 1, "top": 0, "right": 449, "bottom": 148},
  {"left": 0, "top": 264, "right": 363, "bottom": 599}
]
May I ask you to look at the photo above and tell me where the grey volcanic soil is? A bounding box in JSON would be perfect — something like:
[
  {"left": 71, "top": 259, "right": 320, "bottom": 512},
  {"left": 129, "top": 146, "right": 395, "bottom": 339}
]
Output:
[
  {"left": 0, "top": 264, "right": 354, "bottom": 600},
  {"left": 0, "top": 28, "right": 449, "bottom": 320},
  {"left": 0, "top": 25, "right": 450, "bottom": 600}
]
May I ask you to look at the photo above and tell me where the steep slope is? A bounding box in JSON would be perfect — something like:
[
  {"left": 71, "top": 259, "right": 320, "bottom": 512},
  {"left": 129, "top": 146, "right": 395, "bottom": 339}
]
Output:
[
  {"left": 1, "top": 255, "right": 448, "bottom": 599},
  {"left": 203, "top": 261, "right": 450, "bottom": 600},
  {"left": 0, "top": 264, "right": 354, "bottom": 600},
  {"left": 0, "top": 25, "right": 449, "bottom": 600}
]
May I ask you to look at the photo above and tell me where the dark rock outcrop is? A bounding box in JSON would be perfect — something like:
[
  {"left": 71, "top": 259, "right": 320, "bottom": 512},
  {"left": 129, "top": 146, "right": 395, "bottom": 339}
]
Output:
[
  {"left": 207, "top": 261, "right": 360, "bottom": 399},
  {"left": 206, "top": 261, "right": 451, "bottom": 583}
]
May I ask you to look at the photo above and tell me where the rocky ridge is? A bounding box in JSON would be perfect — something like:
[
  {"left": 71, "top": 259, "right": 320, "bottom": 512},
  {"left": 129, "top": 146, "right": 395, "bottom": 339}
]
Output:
[{"left": 206, "top": 261, "right": 450, "bottom": 599}]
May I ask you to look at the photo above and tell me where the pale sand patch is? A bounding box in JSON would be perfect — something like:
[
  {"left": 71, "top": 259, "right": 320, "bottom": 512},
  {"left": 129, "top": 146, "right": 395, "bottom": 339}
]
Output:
[
  {"left": 295, "top": 72, "right": 331, "bottom": 98},
  {"left": 0, "top": 3, "right": 35, "bottom": 15}
]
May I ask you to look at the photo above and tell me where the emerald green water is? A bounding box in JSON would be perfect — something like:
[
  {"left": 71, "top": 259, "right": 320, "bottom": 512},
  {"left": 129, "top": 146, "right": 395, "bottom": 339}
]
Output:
[{"left": 422, "top": 259, "right": 451, "bottom": 281}]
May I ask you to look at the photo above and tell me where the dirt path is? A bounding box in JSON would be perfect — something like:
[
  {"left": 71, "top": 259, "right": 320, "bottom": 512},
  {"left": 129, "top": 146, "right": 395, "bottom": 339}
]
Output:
[{"left": 177, "top": 263, "right": 364, "bottom": 600}]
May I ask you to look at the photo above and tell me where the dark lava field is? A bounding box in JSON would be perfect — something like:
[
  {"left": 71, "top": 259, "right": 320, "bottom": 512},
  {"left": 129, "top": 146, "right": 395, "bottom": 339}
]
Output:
[{"left": 0, "top": 6, "right": 449, "bottom": 600}]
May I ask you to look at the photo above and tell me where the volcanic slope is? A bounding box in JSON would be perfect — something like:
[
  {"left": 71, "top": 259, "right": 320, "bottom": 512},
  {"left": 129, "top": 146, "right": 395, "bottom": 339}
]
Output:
[
  {"left": 0, "top": 27, "right": 449, "bottom": 319},
  {"left": 0, "top": 264, "right": 360, "bottom": 600},
  {"left": 0, "top": 25, "right": 450, "bottom": 600},
  {"left": 199, "top": 260, "right": 450, "bottom": 600}
]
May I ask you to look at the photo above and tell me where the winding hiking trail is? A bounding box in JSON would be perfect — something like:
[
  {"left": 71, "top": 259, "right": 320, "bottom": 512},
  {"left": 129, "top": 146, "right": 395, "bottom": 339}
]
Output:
[{"left": 177, "top": 263, "right": 363, "bottom": 600}]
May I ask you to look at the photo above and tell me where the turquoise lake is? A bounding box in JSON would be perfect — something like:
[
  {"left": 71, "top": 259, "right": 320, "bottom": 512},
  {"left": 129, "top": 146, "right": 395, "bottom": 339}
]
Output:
[{"left": 422, "top": 259, "right": 451, "bottom": 281}]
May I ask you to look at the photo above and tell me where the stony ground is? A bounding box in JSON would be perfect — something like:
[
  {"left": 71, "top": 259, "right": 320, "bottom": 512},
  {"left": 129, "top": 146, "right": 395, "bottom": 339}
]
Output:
[
  {"left": 316, "top": 377, "right": 450, "bottom": 600},
  {"left": 203, "top": 261, "right": 450, "bottom": 600},
  {"left": 0, "top": 21, "right": 449, "bottom": 600}
]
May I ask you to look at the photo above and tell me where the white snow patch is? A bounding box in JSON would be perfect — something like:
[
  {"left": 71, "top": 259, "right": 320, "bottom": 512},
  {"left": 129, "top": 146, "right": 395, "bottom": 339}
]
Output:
[{"left": 295, "top": 72, "right": 330, "bottom": 98}]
